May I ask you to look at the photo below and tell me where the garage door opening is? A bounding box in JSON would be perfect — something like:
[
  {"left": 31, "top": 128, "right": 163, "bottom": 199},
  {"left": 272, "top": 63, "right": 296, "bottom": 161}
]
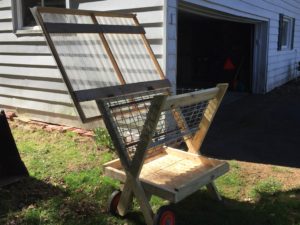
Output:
[{"left": 177, "top": 10, "right": 255, "bottom": 93}]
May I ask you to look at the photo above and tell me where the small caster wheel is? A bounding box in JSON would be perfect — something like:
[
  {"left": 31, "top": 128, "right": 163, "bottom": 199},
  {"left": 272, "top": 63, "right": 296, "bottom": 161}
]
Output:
[
  {"left": 107, "top": 190, "right": 122, "bottom": 215},
  {"left": 154, "top": 205, "right": 176, "bottom": 225}
]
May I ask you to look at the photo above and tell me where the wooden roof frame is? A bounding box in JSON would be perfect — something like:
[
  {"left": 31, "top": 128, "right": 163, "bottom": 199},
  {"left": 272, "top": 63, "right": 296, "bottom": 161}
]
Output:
[{"left": 31, "top": 7, "right": 169, "bottom": 123}]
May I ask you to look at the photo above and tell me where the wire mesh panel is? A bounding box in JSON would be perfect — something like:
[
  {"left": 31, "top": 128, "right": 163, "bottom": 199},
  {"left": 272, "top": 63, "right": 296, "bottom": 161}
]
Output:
[
  {"left": 33, "top": 7, "right": 166, "bottom": 122},
  {"left": 101, "top": 89, "right": 209, "bottom": 161}
]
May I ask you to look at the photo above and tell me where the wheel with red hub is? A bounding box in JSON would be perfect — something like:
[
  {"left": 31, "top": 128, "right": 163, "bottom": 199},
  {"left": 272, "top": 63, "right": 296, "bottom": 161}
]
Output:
[
  {"left": 107, "top": 190, "right": 122, "bottom": 215},
  {"left": 154, "top": 205, "right": 176, "bottom": 225}
]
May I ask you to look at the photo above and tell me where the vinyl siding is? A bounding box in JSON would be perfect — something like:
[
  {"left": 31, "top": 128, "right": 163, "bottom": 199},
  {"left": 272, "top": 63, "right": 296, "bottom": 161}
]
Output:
[
  {"left": 0, "top": 0, "right": 80, "bottom": 127},
  {"left": 1, "top": 0, "right": 300, "bottom": 127}
]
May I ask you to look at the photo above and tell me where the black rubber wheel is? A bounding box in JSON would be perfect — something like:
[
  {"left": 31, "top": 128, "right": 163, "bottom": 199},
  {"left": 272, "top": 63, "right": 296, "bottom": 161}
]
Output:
[
  {"left": 153, "top": 205, "right": 176, "bottom": 225},
  {"left": 107, "top": 190, "right": 122, "bottom": 215}
]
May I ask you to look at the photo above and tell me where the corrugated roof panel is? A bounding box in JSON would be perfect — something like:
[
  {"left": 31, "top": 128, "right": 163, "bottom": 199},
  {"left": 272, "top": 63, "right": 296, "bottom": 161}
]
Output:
[
  {"left": 104, "top": 33, "right": 160, "bottom": 83},
  {"left": 34, "top": 7, "right": 166, "bottom": 122},
  {"left": 41, "top": 13, "right": 93, "bottom": 24},
  {"left": 95, "top": 16, "right": 135, "bottom": 25},
  {"left": 49, "top": 33, "right": 119, "bottom": 90}
]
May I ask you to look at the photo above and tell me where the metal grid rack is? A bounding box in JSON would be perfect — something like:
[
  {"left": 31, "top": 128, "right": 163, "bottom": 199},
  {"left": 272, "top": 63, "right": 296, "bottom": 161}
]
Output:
[{"left": 100, "top": 84, "right": 229, "bottom": 225}]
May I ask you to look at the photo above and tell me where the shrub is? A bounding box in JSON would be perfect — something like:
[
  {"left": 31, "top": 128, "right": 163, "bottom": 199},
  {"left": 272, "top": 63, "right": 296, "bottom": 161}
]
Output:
[{"left": 94, "top": 128, "right": 114, "bottom": 149}]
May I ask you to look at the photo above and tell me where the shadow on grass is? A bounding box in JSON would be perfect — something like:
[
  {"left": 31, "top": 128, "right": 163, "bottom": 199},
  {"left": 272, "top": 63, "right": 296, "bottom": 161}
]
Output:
[
  {"left": 124, "top": 189, "right": 300, "bottom": 225},
  {"left": 174, "top": 189, "right": 300, "bottom": 225},
  {"left": 0, "top": 176, "right": 117, "bottom": 225},
  {"left": 1, "top": 177, "right": 299, "bottom": 225},
  {"left": 0, "top": 177, "right": 64, "bottom": 215}
]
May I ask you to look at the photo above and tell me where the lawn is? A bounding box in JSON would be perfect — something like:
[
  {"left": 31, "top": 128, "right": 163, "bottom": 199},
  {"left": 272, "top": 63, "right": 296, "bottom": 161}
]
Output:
[{"left": 0, "top": 120, "right": 300, "bottom": 225}]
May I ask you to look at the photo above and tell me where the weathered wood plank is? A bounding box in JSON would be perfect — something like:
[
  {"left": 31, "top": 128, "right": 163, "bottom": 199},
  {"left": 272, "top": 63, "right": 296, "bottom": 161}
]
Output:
[
  {"left": 188, "top": 83, "right": 228, "bottom": 153},
  {"left": 162, "top": 87, "right": 219, "bottom": 111},
  {"left": 175, "top": 162, "right": 229, "bottom": 202},
  {"left": 74, "top": 79, "right": 170, "bottom": 102}
]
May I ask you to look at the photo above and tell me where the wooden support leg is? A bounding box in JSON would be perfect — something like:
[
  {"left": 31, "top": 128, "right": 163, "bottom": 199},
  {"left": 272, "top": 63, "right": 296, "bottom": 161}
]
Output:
[
  {"left": 128, "top": 176, "right": 154, "bottom": 225},
  {"left": 206, "top": 182, "right": 222, "bottom": 201},
  {"left": 117, "top": 180, "right": 133, "bottom": 216}
]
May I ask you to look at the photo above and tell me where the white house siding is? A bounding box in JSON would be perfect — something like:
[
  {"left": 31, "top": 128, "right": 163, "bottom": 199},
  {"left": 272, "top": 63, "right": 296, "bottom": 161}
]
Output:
[
  {"left": 0, "top": 0, "right": 86, "bottom": 127},
  {"left": 179, "top": 0, "right": 300, "bottom": 91},
  {"left": 0, "top": 0, "right": 300, "bottom": 127}
]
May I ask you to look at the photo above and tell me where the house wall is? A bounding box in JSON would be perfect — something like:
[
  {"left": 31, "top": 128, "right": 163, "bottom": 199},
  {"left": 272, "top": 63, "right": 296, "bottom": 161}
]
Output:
[
  {"left": 0, "top": 0, "right": 87, "bottom": 127},
  {"left": 0, "top": 0, "right": 300, "bottom": 127},
  {"left": 179, "top": 0, "right": 300, "bottom": 91}
]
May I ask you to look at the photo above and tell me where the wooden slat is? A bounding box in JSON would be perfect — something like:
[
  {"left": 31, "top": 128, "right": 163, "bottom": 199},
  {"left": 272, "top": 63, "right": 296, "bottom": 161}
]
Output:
[
  {"left": 96, "top": 99, "right": 131, "bottom": 170},
  {"left": 44, "top": 22, "right": 145, "bottom": 34},
  {"left": 104, "top": 166, "right": 177, "bottom": 202},
  {"left": 74, "top": 79, "right": 171, "bottom": 102},
  {"left": 162, "top": 87, "right": 219, "bottom": 111},
  {"left": 130, "top": 95, "right": 167, "bottom": 177},
  {"left": 133, "top": 16, "right": 165, "bottom": 80},
  {"left": 175, "top": 163, "right": 229, "bottom": 202},
  {"left": 90, "top": 14, "right": 126, "bottom": 86},
  {"left": 188, "top": 83, "right": 228, "bottom": 153}
]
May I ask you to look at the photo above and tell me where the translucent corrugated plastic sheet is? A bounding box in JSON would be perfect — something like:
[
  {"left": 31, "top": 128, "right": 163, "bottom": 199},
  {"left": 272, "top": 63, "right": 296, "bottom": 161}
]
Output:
[
  {"left": 49, "top": 32, "right": 119, "bottom": 118},
  {"left": 95, "top": 16, "right": 135, "bottom": 25},
  {"left": 50, "top": 32, "right": 118, "bottom": 90},
  {"left": 41, "top": 13, "right": 93, "bottom": 24},
  {"left": 105, "top": 33, "right": 160, "bottom": 83}
]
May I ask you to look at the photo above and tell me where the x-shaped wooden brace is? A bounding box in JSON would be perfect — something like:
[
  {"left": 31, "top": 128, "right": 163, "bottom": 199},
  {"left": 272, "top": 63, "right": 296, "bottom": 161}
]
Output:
[{"left": 97, "top": 95, "right": 167, "bottom": 225}]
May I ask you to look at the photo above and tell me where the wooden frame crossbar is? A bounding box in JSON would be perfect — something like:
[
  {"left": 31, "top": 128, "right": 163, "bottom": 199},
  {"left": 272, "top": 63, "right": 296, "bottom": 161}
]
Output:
[
  {"left": 74, "top": 79, "right": 171, "bottom": 102},
  {"left": 44, "top": 23, "right": 145, "bottom": 34}
]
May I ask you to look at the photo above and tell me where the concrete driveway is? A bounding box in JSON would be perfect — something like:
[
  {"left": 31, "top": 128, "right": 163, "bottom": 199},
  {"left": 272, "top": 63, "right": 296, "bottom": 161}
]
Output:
[{"left": 201, "top": 80, "right": 300, "bottom": 168}]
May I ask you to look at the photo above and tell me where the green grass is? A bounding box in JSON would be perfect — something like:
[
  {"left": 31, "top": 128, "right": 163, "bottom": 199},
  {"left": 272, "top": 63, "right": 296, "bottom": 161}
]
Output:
[
  {"left": 250, "top": 178, "right": 283, "bottom": 199},
  {"left": 0, "top": 123, "right": 299, "bottom": 225}
]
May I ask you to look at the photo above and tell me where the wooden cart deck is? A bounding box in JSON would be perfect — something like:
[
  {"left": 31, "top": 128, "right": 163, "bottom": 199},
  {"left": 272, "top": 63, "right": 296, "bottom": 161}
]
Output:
[{"left": 104, "top": 147, "right": 229, "bottom": 203}]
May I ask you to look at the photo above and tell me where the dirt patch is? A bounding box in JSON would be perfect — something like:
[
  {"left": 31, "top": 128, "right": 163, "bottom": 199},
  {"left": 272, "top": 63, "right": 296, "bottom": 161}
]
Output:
[{"left": 238, "top": 161, "right": 300, "bottom": 190}]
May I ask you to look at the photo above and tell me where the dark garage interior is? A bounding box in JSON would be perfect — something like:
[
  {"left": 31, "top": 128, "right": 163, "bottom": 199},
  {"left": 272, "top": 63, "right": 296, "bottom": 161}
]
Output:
[{"left": 177, "top": 10, "right": 254, "bottom": 92}]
